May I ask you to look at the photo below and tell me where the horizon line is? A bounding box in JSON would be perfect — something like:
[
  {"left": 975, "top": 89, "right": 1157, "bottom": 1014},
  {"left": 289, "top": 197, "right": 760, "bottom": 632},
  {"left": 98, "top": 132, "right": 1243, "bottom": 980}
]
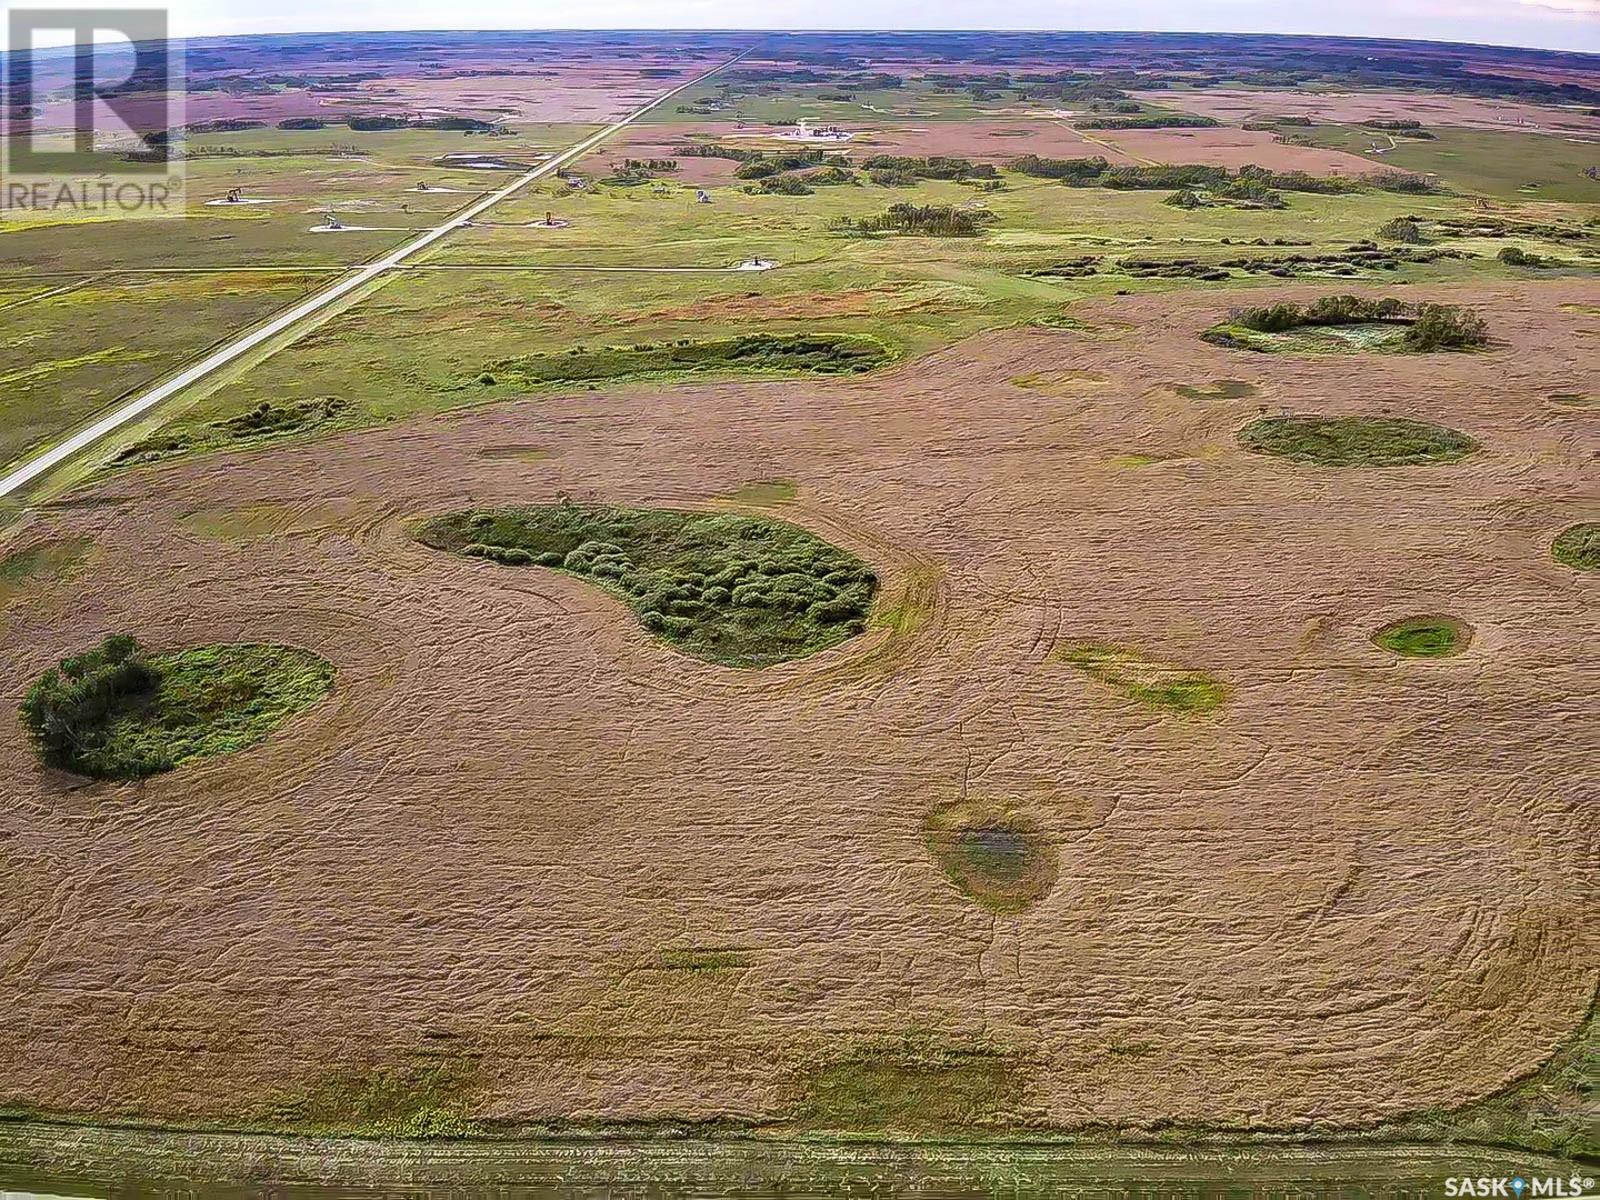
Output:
[{"left": 7, "top": 25, "right": 1600, "bottom": 59}]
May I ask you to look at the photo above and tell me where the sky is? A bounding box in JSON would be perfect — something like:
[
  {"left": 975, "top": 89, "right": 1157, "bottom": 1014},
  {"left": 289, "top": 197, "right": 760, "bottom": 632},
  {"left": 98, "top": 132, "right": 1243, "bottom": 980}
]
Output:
[{"left": 4, "top": 0, "right": 1598, "bottom": 52}]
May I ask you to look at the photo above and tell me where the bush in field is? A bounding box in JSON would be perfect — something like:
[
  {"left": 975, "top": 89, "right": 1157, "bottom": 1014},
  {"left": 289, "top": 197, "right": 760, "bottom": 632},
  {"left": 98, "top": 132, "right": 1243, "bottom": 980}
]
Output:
[
  {"left": 1303, "top": 294, "right": 1406, "bottom": 324},
  {"left": 1213, "top": 177, "right": 1286, "bottom": 208},
  {"left": 20, "top": 637, "right": 334, "bottom": 781},
  {"left": 803, "top": 165, "right": 857, "bottom": 185},
  {"left": 1497, "top": 245, "right": 1546, "bottom": 267},
  {"left": 859, "top": 154, "right": 996, "bottom": 181},
  {"left": 832, "top": 203, "right": 995, "bottom": 237},
  {"left": 1234, "top": 295, "right": 1408, "bottom": 332},
  {"left": 1011, "top": 154, "right": 1109, "bottom": 183},
  {"left": 752, "top": 173, "right": 812, "bottom": 195},
  {"left": 1100, "top": 164, "right": 1228, "bottom": 190},
  {"left": 1402, "top": 303, "right": 1489, "bottom": 350},
  {"left": 1368, "top": 172, "right": 1440, "bottom": 194},
  {"left": 481, "top": 333, "right": 894, "bottom": 388},
  {"left": 21, "top": 635, "right": 163, "bottom": 778},
  {"left": 1377, "top": 217, "right": 1427, "bottom": 243},
  {"left": 1235, "top": 302, "right": 1307, "bottom": 333}
]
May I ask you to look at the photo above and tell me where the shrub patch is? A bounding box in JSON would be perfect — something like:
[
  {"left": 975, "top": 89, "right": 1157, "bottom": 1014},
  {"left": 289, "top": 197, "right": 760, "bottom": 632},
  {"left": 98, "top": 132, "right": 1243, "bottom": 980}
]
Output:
[
  {"left": 115, "top": 398, "right": 351, "bottom": 466},
  {"left": 1203, "top": 296, "right": 1489, "bottom": 354},
  {"left": 415, "top": 502, "right": 878, "bottom": 667},
  {"left": 481, "top": 334, "right": 892, "bottom": 389},
  {"left": 20, "top": 635, "right": 334, "bottom": 781}
]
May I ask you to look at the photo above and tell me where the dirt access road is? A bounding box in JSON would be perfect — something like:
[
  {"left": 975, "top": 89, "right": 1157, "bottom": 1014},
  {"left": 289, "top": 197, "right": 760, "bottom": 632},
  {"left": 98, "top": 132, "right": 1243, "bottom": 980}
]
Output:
[{"left": 0, "top": 48, "right": 749, "bottom": 501}]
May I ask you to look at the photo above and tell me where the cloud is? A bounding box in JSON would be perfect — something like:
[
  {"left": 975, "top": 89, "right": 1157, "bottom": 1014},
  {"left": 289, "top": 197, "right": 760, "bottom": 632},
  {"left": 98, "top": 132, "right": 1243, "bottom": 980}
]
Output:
[{"left": 1512, "top": 0, "right": 1600, "bottom": 12}]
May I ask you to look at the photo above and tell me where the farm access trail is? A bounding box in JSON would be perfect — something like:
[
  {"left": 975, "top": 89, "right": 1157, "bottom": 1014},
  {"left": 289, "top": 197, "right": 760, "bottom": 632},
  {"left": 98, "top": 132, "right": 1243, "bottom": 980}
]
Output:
[{"left": 0, "top": 48, "right": 750, "bottom": 501}]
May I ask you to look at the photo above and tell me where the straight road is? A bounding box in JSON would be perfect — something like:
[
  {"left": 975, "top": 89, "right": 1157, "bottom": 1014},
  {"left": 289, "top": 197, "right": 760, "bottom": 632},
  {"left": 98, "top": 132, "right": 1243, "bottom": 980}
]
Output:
[{"left": 0, "top": 49, "right": 747, "bottom": 499}]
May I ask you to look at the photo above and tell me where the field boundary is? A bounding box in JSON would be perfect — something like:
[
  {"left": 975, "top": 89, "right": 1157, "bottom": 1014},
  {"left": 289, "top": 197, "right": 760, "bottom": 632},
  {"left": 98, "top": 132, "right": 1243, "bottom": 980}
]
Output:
[{"left": 0, "top": 1118, "right": 1582, "bottom": 1192}]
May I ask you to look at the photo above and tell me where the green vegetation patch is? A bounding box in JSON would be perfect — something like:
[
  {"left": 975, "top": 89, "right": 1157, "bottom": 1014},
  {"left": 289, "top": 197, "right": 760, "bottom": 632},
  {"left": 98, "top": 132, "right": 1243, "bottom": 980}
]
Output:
[
  {"left": 656, "top": 947, "right": 753, "bottom": 972},
  {"left": 1552, "top": 523, "right": 1600, "bottom": 571},
  {"left": 20, "top": 634, "right": 335, "bottom": 781},
  {"left": 1061, "top": 643, "right": 1229, "bottom": 715},
  {"left": 115, "top": 397, "right": 351, "bottom": 466},
  {"left": 480, "top": 333, "right": 892, "bottom": 389},
  {"left": 262, "top": 1057, "right": 483, "bottom": 1139},
  {"left": 0, "top": 537, "right": 93, "bottom": 604},
  {"left": 1372, "top": 616, "right": 1473, "bottom": 658},
  {"left": 415, "top": 502, "right": 878, "bottom": 668},
  {"left": 923, "top": 802, "right": 1059, "bottom": 913},
  {"left": 791, "top": 1035, "right": 1028, "bottom": 1133},
  {"left": 1239, "top": 415, "right": 1479, "bottom": 468},
  {"left": 828, "top": 203, "right": 995, "bottom": 237},
  {"left": 727, "top": 479, "right": 797, "bottom": 506},
  {"left": 1388, "top": 999, "right": 1597, "bottom": 1159},
  {"left": 1173, "top": 379, "right": 1257, "bottom": 401}
]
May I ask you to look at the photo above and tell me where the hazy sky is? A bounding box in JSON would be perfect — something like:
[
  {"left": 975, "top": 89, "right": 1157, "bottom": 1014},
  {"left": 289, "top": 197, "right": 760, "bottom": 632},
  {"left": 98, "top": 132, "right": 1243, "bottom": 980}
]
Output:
[{"left": 7, "top": 0, "right": 1599, "bottom": 52}]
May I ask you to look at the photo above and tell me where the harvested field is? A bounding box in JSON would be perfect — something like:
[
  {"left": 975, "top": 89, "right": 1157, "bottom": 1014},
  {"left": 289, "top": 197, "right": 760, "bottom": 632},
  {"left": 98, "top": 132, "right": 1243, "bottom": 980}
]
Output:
[
  {"left": 1131, "top": 89, "right": 1600, "bottom": 136},
  {"left": 24, "top": 35, "right": 739, "bottom": 132},
  {"left": 1, "top": 280, "right": 1594, "bottom": 1136},
  {"left": 1088, "top": 126, "right": 1392, "bottom": 175}
]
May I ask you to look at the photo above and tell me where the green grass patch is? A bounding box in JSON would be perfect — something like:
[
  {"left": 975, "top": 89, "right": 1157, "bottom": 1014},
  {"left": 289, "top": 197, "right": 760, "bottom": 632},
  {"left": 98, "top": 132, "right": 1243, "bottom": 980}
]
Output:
[
  {"left": 923, "top": 802, "right": 1059, "bottom": 913},
  {"left": 791, "top": 1036, "right": 1028, "bottom": 1133},
  {"left": 480, "top": 333, "right": 892, "bottom": 390},
  {"left": 262, "top": 1058, "right": 483, "bottom": 1139},
  {"left": 1372, "top": 616, "right": 1473, "bottom": 658},
  {"left": 0, "top": 537, "right": 93, "bottom": 604},
  {"left": 1387, "top": 999, "right": 1597, "bottom": 1159},
  {"left": 1173, "top": 379, "right": 1257, "bottom": 401},
  {"left": 1031, "top": 313, "right": 1101, "bottom": 332},
  {"left": 656, "top": 947, "right": 753, "bottom": 972},
  {"left": 1109, "top": 451, "right": 1183, "bottom": 468},
  {"left": 1061, "top": 643, "right": 1228, "bottom": 714},
  {"left": 727, "top": 479, "right": 797, "bottom": 505},
  {"left": 1547, "top": 393, "right": 1595, "bottom": 410},
  {"left": 19, "top": 635, "right": 335, "bottom": 781},
  {"left": 1239, "top": 416, "right": 1479, "bottom": 467},
  {"left": 1293, "top": 126, "right": 1600, "bottom": 203},
  {"left": 1552, "top": 523, "right": 1600, "bottom": 571},
  {"left": 414, "top": 502, "right": 878, "bottom": 668}
]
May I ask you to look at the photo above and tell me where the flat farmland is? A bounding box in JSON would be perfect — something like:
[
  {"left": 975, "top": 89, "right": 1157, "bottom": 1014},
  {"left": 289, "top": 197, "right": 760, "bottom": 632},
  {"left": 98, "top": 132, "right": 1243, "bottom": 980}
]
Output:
[
  {"left": 1, "top": 281, "right": 1594, "bottom": 1133},
  {"left": 0, "top": 28, "right": 1596, "bottom": 1173}
]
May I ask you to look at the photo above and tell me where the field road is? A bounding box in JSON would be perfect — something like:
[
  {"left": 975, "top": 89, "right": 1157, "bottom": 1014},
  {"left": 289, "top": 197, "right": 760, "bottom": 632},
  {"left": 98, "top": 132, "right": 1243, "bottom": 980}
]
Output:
[{"left": 0, "top": 49, "right": 749, "bottom": 500}]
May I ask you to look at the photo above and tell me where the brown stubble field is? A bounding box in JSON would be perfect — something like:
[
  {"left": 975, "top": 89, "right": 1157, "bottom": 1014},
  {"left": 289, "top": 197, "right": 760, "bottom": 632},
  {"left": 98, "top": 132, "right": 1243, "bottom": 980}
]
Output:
[
  {"left": 1, "top": 280, "right": 1595, "bottom": 1130},
  {"left": 1130, "top": 89, "right": 1600, "bottom": 136},
  {"left": 24, "top": 37, "right": 738, "bottom": 132}
]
